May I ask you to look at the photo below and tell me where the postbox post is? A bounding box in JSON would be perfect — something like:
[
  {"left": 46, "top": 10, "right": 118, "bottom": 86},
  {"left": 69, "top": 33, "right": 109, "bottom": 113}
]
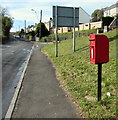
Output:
[{"left": 98, "top": 63, "right": 102, "bottom": 101}]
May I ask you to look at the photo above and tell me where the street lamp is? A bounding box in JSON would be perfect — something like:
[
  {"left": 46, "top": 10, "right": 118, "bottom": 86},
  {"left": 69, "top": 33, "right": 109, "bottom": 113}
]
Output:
[
  {"left": 31, "top": 9, "right": 42, "bottom": 40},
  {"left": 31, "top": 9, "right": 40, "bottom": 22}
]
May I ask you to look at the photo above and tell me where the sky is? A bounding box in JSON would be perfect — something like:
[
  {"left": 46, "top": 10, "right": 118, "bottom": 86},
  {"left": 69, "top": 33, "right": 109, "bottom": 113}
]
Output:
[{"left": 1, "top": 0, "right": 117, "bottom": 32}]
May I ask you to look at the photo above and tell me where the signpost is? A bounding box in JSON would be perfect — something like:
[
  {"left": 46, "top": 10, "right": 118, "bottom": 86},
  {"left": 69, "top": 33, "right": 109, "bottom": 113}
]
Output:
[
  {"left": 53, "top": 6, "right": 79, "bottom": 57},
  {"left": 73, "top": 8, "right": 76, "bottom": 52},
  {"left": 55, "top": 6, "right": 58, "bottom": 57}
]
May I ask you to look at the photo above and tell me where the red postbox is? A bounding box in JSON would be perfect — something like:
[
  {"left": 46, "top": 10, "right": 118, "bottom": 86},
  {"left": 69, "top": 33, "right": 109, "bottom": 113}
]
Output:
[{"left": 89, "top": 34, "right": 109, "bottom": 64}]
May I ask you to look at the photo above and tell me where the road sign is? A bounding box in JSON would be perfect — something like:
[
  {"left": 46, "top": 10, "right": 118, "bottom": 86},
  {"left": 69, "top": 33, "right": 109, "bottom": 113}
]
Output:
[{"left": 53, "top": 6, "right": 79, "bottom": 27}]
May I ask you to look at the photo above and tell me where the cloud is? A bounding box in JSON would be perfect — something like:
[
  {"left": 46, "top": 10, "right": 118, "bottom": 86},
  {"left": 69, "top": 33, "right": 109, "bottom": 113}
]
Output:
[
  {"left": 9, "top": 5, "right": 51, "bottom": 23},
  {"left": 2, "top": 0, "right": 116, "bottom": 5},
  {"left": 2, "top": 0, "right": 116, "bottom": 32}
]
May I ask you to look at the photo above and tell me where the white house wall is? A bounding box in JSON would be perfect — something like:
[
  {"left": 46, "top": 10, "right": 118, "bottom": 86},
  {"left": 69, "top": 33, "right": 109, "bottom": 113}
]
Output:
[
  {"left": 110, "top": 7, "right": 118, "bottom": 16},
  {"left": 104, "top": 3, "right": 118, "bottom": 17},
  {"left": 104, "top": 7, "right": 117, "bottom": 17}
]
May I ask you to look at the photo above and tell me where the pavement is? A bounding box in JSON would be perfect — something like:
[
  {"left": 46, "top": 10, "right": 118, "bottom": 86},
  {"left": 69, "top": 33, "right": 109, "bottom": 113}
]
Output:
[{"left": 11, "top": 42, "right": 82, "bottom": 118}]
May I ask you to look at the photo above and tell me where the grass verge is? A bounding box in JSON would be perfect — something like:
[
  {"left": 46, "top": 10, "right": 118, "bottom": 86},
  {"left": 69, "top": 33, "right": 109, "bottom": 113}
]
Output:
[{"left": 42, "top": 29, "right": 117, "bottom": 119}]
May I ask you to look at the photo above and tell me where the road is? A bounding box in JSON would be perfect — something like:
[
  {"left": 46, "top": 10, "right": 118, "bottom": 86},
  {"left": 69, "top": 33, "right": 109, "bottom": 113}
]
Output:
[{"left": 2, "top": 38, "right": 33, "bottom": 118}]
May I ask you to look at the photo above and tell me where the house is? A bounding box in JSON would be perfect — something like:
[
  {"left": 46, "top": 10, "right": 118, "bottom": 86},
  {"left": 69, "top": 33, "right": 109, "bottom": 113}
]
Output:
[
  {"left": 44, "top": 6, "right": 90, "bottom": 34},
  {"left": 52, "top": 27, "right": 74, "bottom": 34},
  {"left": 44, "top": 18, "right": 52, "bottom": 32},
  {"left": 26, "top": 25, "right": 37, "bottom": 33},
  {"left": 79, "top": 21, "right": 103, "bottom": 31},
  {"left": 103, "top": 2, "right": 118, "bottom": 17},
  {"left": 79, "top": 2, "right": 118, "bottom": 31},
  {"left": 103, "top": 2, "right": 118, "bottom": 30}
]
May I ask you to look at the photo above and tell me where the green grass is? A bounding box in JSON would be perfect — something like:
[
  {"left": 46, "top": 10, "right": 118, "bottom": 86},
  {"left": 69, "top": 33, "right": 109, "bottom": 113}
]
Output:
[{"left": 42, "top": 29, "right": 117, "bottom": 119}]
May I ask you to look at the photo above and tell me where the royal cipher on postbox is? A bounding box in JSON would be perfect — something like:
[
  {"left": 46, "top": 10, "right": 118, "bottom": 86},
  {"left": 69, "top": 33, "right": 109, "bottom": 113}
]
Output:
[{"left": 89, "top": 34, "right": 109, "bottom": 64}]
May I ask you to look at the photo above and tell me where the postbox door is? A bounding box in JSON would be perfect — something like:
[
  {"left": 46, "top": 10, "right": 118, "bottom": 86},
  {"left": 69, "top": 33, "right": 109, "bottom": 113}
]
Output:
[{"left": 89, "top": 34, "right": 96, "bottom": 64}]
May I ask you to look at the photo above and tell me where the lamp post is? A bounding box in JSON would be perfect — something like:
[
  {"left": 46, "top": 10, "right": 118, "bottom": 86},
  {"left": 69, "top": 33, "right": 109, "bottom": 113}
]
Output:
[
  {"left": 31, "top": 9, "right": 42, "bottom": 40},
  {"left": 31, "top": 9, "right": 40, "bottom": 22}
]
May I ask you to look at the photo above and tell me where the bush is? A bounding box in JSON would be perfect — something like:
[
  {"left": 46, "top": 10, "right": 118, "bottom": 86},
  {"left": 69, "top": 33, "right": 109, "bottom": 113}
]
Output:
[
  {"left": 40, "top": 36, "right": 48, "bottom": 42},
  {"left": 29, "top": 35, "right": 32, "bottom": 40},
  {"left": 102, "top": 16, "right": 114, "bottom": 26},
  {"left": 2, "top": 35, "right": 9, "bottom": 44},
  {"left": 35, "top": 23, "right": 49, "bottom": 38}
]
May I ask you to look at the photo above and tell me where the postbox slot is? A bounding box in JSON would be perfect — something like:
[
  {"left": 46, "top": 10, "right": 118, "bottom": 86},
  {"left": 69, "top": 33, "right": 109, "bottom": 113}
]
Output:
[
  {"left": 89, "top": 39, "right": 94, "bottom": 41},
  {"left": 90, "top": 46, "right": 94, "bottom": 59},
  {"left": 90, "top": 45, "right": 95, "bottom": 47}
]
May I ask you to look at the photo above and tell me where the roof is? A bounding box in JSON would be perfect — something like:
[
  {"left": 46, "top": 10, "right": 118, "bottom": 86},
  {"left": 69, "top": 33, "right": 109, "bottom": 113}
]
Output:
[{"left": 103, "top": 2, "right": 118, "bottom": 11}]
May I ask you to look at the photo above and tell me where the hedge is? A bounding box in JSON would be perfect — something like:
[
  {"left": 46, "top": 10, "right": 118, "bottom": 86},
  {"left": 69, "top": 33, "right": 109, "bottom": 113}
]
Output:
[{"left": 41, "top": 29, "right": 97, "bottom": 42}]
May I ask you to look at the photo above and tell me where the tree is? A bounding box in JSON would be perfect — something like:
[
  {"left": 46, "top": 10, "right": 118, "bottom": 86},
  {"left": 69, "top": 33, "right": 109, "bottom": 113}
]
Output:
[
  {"left": 102, "top": 16, "right": 114, "bottom": 26},
  {"left": 2, "top": 16, "right": 13, "bottom": 38},
  {"left": 0, "top": 6, "right": 13, "bottom": 39},
  {"left": 91, "top": 9, "right": 103, "bottom": 22},
  {"left": 19, "top": 29, "right": 24, "bottom": 38},
  {"left": 0, "top": 6, "right": 9, "bottom": 16},
  {"left": 35, "top": 22, "right": 49, "bottom": 39}
]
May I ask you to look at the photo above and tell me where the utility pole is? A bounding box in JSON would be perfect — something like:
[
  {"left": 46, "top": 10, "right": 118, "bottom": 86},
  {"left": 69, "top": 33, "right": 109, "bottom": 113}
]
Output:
[
  {"left": 19, "top": 25, "right": 20, "bottom": 32},
  {"left": 39, "top": 10, "right": 42, "bottom": 40},
  {"left": 24, "top": 20, "right": 26, "bottom": 38}
]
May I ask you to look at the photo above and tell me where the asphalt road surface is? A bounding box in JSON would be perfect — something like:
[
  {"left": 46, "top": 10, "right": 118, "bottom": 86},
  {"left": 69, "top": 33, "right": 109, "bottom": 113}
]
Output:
[{"left": 2, "top": 38, "right": 33, "bottom": 118}]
